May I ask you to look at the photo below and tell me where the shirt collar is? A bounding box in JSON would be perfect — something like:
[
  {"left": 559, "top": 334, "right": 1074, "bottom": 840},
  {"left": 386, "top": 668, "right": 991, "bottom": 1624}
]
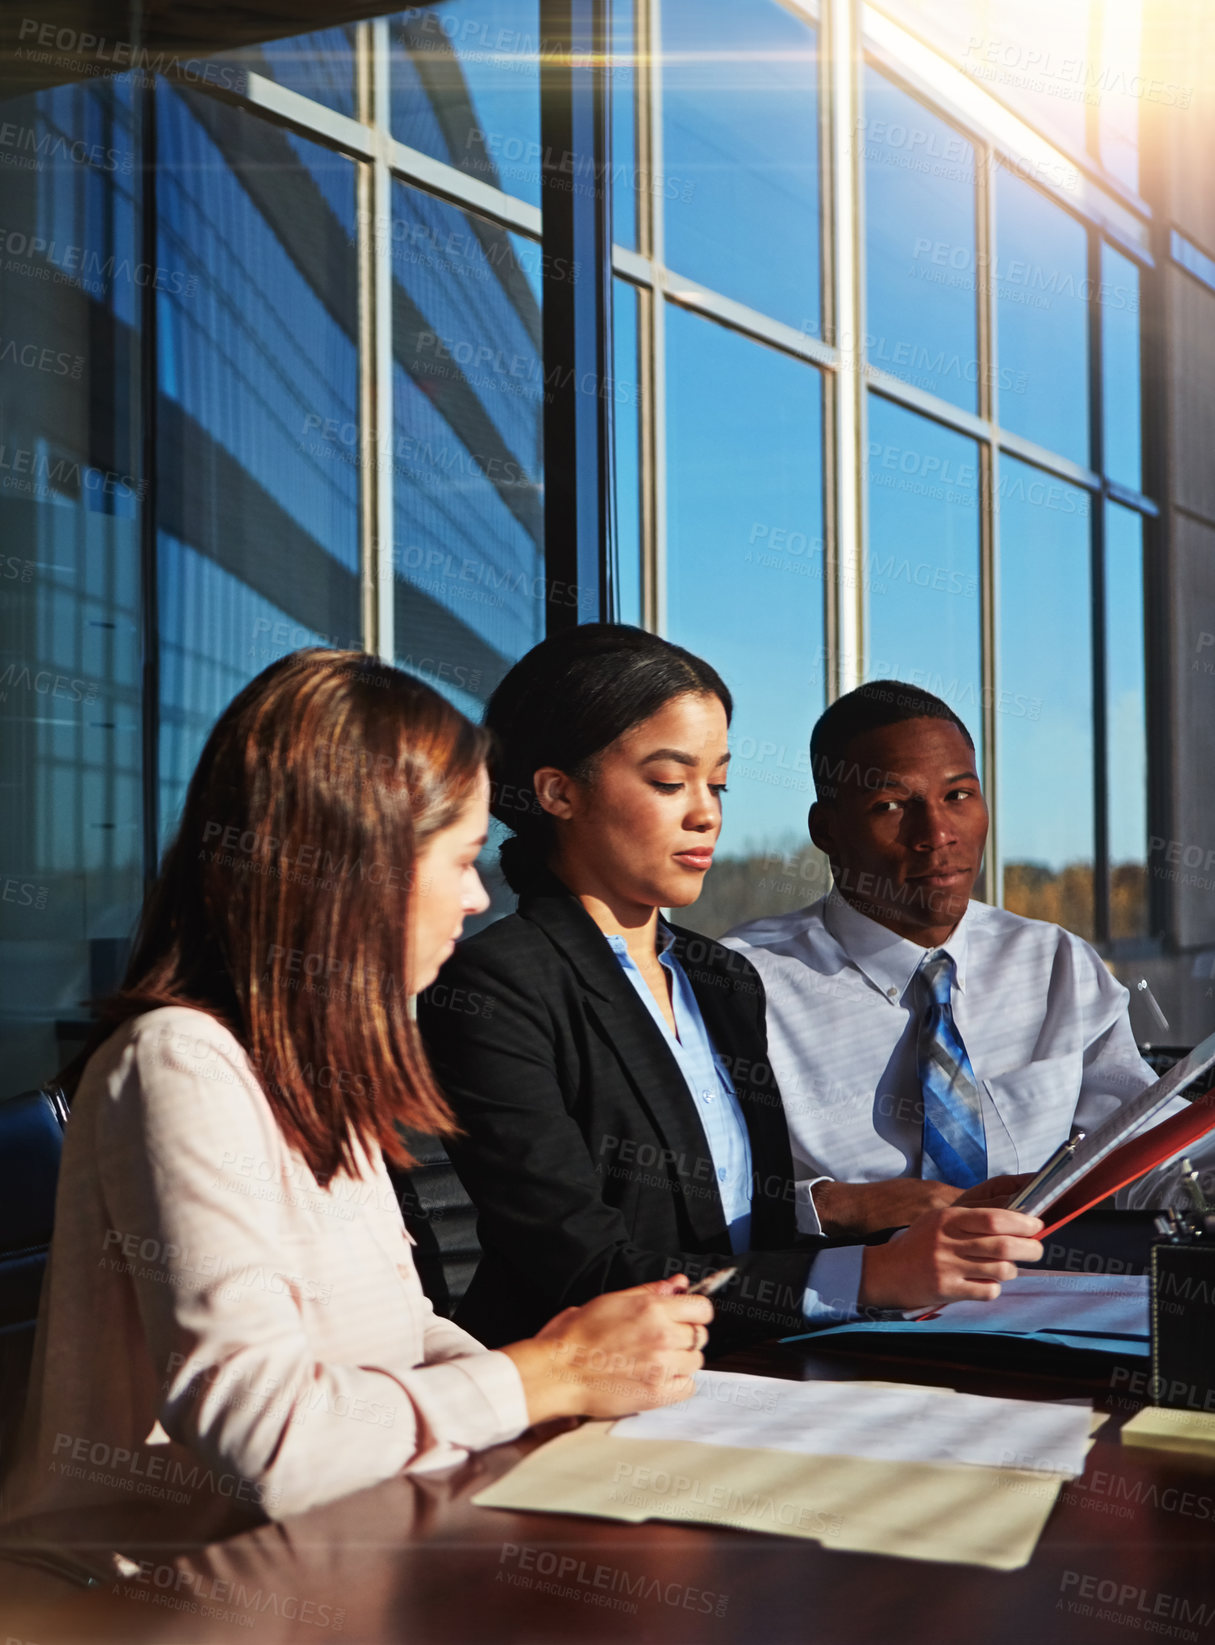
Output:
[
  {"left": 822, "top": 885, "right": 971, "bottom": 1004},
  {"left": 604, "top": 921, "right": 677, "bottom": 966}
]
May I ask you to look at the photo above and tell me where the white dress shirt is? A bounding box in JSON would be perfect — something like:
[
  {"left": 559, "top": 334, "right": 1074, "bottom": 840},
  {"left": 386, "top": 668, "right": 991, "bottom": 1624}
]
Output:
[{"left": 724, "top": 892, "right": 1203, "bottom": 1237}]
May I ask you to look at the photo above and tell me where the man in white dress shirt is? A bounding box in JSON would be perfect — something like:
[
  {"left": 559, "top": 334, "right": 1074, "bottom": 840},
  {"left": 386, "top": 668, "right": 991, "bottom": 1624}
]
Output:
[{"left": 724, "top": 681, "right": 1199, "bottom": 1239}]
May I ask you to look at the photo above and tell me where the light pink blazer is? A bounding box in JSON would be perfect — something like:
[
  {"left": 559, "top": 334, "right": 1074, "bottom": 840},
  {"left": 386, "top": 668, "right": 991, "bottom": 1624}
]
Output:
[{"left": 5, "top": 1007, "right": 527, "bottom": 1536}]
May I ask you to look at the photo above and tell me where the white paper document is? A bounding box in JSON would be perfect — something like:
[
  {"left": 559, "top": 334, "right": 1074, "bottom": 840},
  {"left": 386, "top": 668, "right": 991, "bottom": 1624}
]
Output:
[
  {"left": 614, "top": 1371, "right": 1095, "bottom": 1477},
  {"left": 906, "top": 1270, "right": 1149, "bottom": 1336}
]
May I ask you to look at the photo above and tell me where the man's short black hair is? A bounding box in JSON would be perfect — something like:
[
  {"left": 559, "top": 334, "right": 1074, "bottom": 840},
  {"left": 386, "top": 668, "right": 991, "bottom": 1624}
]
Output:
[{"left": 810, "top": 680, "right": 975, "bottom": 801}]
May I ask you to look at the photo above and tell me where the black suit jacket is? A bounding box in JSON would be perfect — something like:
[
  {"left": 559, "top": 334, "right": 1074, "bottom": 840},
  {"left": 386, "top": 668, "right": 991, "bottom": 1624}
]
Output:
[{"left": 418, "top": 874, "right": 839, "bottom": 1351}]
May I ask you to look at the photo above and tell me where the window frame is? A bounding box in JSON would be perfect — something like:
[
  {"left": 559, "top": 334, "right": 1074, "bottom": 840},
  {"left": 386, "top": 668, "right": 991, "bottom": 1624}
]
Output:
[{"left": 612, "top": 0, "right": 1157, "bottom": 941}]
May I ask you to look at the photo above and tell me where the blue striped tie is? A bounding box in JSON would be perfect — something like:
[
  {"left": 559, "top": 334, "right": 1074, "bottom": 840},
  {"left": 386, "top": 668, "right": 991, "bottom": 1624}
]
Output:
[{"left": 918, "top": 951, "right": 987, "bottom": 1189}]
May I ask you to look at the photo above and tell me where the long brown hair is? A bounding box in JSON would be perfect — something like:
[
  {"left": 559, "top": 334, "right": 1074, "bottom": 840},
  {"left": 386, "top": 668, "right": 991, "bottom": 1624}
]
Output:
[{"left": 63, "top": 649, "right": 488, "bottom": 1184}]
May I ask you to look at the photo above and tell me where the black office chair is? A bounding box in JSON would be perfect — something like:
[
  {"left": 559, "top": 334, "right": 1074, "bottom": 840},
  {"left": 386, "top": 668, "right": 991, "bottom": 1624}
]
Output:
[
  {"left": 0, "top": 1085, "right": 67, "bottom": 1328},
  {"left": 388, "top": 1135, "right": 482, "bottom": 1319},
  {"left": 0, "top": 1084, "right": 68, "bottom": 1483}
]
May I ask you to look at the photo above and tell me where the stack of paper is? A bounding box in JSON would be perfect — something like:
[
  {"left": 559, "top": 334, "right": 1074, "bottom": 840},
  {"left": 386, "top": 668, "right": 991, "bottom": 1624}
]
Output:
[
  {"left": 614, "top": 1371, "right": 1094, "bottom": 1472},
  {"left": 474, "top": 1372, "right": 1103, "bottom": 1569}
]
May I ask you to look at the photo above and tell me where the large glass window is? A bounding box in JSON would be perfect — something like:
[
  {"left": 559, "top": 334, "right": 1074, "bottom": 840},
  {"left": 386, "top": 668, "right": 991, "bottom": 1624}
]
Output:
[
  {"left": 665, "top": 306, "right": 826, "bottom": 936},
  {"left": 0, "top": 76, "right": 146, "bottom": 1090},
  {"left": 997, "top": 457, "right": 1094, "bottom": 938},
  {"left": 661, "top": 0, "right": 819, "bottom": 331},
  {"left": 866, "top": 396, "right": 983, "bottom": 770},
  {"left": 1105, "top": 502, "right": 1148, "bottom": 941},
  {"left": 156, "top": 89, "right": 361, "bottom": 839},
  {"left": 863, "top": 69, "right": 979, "bottom": 412},
  {"left": 390, "top": 180, "right": 544, "bottom": 721},
  {"left": 387, "top": 3, "right": 542, "bottom": 208},
  {"left": 995, "top": 169, "right": 1090, "bottom": 467},
  {"left": 0, "top": 5, "right": 1163, "bottom": 1099}
]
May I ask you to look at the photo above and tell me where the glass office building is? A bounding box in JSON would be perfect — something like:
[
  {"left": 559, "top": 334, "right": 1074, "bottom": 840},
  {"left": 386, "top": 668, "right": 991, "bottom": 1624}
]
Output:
[{"left": 2, "top": 0, "right": 1209, "bottom": 1089}]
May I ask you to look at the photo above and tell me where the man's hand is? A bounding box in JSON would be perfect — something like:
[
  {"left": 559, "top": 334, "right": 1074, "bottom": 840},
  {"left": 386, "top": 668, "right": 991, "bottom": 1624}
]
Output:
[
  {"left": 815, "top": 1173, "right": 1039, "bottom": 1234},
  {"left": 857, "top": 1205, "right": 1045, "bottom": 1311},
  {"left": 954, "top": 1173, "right": 1036, "bottom": 1209},
  {"left": 814, "top": 1177, "right": 963, "bottom": 1236}
]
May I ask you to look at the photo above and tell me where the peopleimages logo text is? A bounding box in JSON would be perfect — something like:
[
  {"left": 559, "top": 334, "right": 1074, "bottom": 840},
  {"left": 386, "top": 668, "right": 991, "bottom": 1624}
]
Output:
[{"left": 0, "top": 228, "right": 196, "bottom": 296}]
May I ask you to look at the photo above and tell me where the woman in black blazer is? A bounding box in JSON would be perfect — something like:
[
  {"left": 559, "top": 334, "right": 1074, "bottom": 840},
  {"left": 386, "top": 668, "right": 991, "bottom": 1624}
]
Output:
[{"left": 418, "top": 626, "right": 1041, "bottom": 1351}]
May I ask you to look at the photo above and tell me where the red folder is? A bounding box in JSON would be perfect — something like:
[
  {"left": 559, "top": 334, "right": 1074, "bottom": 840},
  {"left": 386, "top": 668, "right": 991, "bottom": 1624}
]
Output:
[{"left": 1039, "top": 1086, "right": 1215, "bottom": 1237}]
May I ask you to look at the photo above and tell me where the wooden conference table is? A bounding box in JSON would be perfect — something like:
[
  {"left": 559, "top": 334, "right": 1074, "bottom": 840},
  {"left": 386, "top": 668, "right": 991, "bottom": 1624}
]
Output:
[{"left": 3, "top": 1222, "right": 1213, "bottom": 1645}]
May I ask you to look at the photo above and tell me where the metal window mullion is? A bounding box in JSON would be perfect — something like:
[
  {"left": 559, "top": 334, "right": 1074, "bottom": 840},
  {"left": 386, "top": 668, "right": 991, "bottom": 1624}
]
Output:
[
  {"left": 643, "top": 0, "right": 666, "bottom": 633},
  {"left": 612, "top": 245, "right": 653, "bottom": 284},
  {"left": 981, "top": 440, "right": 1001, "bottom": 910},
  {"left": 385, "top": 135, "right": 541, "bottom": 236},
  {"left": 1105, "top": 477, "right": 1158, "bottom": 517},
  {"left": 1141, "top": 202, "right": 1170, "bottom": 943},
  {"left": 866, "top": 369, "right": 991, "bottom": 443},
  {"left": 1091, "top": 492, "right": 1110, "bottom": 944},
  {"left": 995, "top": 429, "right": 1101, "bottom": 492},
  {"left": 826, "top": 0, "right": 864, "bottom": 696},
  {"left": 540, "top": 0, "right": 612, "bottom": 629},
  {"left": 634, "top": 0, "right": 653, "bottom": 263},
  {"left": 634, "top": 281, "right": 654, "bottom": 625},
  {"left": 817, "top": 0, "right": 837, "bottom": 702},
  {"left": 977, "top": 136, "right": 998, "bottom": 907},
  {"left": 199, "top": 65, "right": 376, "bottom": 159},
  {"left": 357, "top": 19, "right": 394, "bottom": 662},
  {"left": 1088, "top": 227, "right": 1109, "bottom": 944},
  {"left": 649, "top": 282, "right": 668, "bottom": 636},
  {"left": 139, "top": 73, "right": 161, "bottom": 884},
  {"left": 665, "top": 281, "right": 839, "bottom": 370}
]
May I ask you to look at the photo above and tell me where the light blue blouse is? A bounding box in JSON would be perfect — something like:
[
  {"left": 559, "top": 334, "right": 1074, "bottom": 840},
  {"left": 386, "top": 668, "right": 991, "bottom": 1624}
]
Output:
[{"left": 605, "top": 923, "right": 863, "bottom": 1321}]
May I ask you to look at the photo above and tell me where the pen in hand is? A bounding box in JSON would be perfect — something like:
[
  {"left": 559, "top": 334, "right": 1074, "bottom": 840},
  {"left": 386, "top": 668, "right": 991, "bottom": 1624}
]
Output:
[
  {"left": 687, "top": 1266, "right": 739, "bottom": 1297},
  {"left": 1007, "top": 1131, "right": 1085, "bottom": 1214}
]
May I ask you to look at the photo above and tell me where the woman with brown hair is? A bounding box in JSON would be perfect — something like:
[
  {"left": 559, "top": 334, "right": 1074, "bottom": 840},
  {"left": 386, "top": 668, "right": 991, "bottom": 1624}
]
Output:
[{"left": 4, "top": 650, "right": 709, "bottom": 1545}]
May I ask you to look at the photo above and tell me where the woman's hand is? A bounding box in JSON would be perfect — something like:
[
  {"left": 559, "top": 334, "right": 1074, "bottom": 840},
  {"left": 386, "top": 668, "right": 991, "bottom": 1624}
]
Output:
[
  {"left": 502, "top": 1279, "right": 713, "bottom": 1425},
  {"left": 858, "top": 1205, "right": 1045, "bottom": 1311}
]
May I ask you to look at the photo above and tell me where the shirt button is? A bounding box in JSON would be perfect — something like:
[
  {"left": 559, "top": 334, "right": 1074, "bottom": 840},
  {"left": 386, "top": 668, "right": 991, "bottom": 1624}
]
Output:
[
  {"left": 887, "top": 987, "right": 898, "bottom": 999},
  {"left": 718, "top": 1168, "right": 727, "bottom": 1182},
  {"left": 702, "top": 1090, "right": 715, "bottom": 1103}
]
